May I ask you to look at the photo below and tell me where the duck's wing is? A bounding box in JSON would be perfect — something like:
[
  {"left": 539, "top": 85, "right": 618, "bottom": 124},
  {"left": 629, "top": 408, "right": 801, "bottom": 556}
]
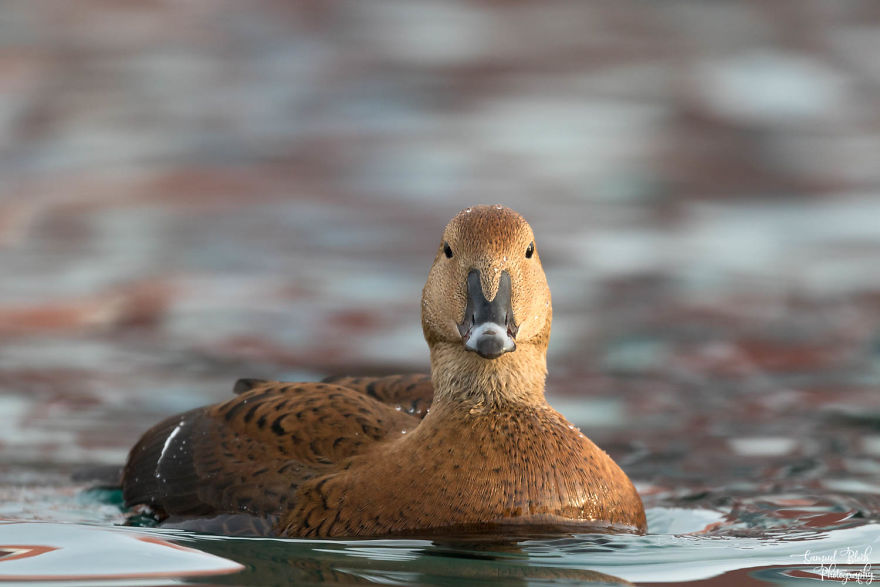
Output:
[
  {"left": 320, "top": 373, "right": 433, "bottom": 418},
  {"left": 233, "top": 374, "right": 434, "bottom": 418},
  {"left": 122, "top": 381, "right": 417, "bottom": 521}
]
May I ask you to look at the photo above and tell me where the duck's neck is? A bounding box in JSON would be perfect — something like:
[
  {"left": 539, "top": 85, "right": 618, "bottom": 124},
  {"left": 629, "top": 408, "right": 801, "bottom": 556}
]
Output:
[{"left": 428, "top": 342, "right": 548, "bottom": 410}]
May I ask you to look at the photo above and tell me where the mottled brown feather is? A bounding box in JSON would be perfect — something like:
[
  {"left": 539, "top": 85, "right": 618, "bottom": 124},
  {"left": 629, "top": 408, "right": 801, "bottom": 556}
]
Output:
[
  {"left": 122, "top": 381, "right": 417, "bottom": 522},
  {"left": 321, "top": 373, "right": 433, "bottom": 418}
]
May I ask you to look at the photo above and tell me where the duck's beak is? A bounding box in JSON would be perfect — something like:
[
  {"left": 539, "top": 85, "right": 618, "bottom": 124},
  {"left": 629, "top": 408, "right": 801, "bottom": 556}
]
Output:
[{"left": 457, "top": 269, "right": 518, "bottom": 359}]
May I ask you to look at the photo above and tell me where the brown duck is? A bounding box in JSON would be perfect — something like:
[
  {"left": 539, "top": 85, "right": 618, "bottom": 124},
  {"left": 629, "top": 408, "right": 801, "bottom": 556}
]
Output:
[{"left": 122, "top": 205, "right": 647, "bottom": 537}]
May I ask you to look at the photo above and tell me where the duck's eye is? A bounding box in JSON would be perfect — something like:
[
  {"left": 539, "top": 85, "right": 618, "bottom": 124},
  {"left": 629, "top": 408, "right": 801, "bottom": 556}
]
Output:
[
  {"left": 443, "top": 242, "right": 453, "bottom": 258},
  {"left": 525, "top": 242, "right": 535, "bottom": 258}
]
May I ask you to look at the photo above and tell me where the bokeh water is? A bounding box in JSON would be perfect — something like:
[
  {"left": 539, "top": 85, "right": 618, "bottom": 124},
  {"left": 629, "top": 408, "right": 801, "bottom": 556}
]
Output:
[{"left": 2, "top": 2, "right": 880, "bottom": 585}]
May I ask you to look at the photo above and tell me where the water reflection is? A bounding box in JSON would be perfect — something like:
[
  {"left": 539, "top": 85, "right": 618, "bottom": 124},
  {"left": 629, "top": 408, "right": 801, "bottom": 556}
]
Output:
[
  {"left": 175, "top": 515, "right": 880, "bottom": 586},
  {"left": 184, "top": 534, "right": 635, "bottom": 586}
]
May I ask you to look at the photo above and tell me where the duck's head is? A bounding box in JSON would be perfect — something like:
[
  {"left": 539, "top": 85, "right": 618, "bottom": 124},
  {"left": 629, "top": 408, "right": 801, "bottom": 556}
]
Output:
[{"left": 421, "top": 205, "right": 551, "bottom": 360}]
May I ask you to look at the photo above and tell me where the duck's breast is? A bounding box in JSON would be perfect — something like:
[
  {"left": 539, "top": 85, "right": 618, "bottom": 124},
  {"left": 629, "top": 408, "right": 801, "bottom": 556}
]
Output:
[{"left": 281, "top": 405, "right": 645, "bottom": 536}]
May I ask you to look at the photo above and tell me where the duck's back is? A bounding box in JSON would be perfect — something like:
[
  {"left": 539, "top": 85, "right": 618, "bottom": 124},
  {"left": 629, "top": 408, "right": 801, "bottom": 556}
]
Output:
[{"left": 121, "top": 375, "right": 430, "bottom": 531}]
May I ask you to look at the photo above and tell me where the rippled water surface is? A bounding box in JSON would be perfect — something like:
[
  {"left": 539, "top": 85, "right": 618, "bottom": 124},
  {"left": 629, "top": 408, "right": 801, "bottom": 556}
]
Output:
[
  {"left": 2, "top": 1, "right": 880, "bottom": 585},
  {"left": 3, "top": 506, "right": 879, "bottom": 585}
]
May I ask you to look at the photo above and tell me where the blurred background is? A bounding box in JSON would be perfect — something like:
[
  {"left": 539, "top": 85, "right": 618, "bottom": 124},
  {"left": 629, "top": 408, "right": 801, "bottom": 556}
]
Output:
[{"left": 1, "top": 1, "right": 879, "bottom": 524}]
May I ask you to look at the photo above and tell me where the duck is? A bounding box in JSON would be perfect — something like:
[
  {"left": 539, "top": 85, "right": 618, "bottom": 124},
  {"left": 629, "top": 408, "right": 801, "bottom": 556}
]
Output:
[{"left": 121, "top": 205, "right": 647, "bottom": 537}]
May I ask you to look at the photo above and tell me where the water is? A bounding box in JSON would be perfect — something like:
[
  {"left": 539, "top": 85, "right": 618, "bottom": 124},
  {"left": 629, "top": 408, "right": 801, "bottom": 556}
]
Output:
[{"left": 2, "top": 506, "right": 878, "bottom": 585}]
